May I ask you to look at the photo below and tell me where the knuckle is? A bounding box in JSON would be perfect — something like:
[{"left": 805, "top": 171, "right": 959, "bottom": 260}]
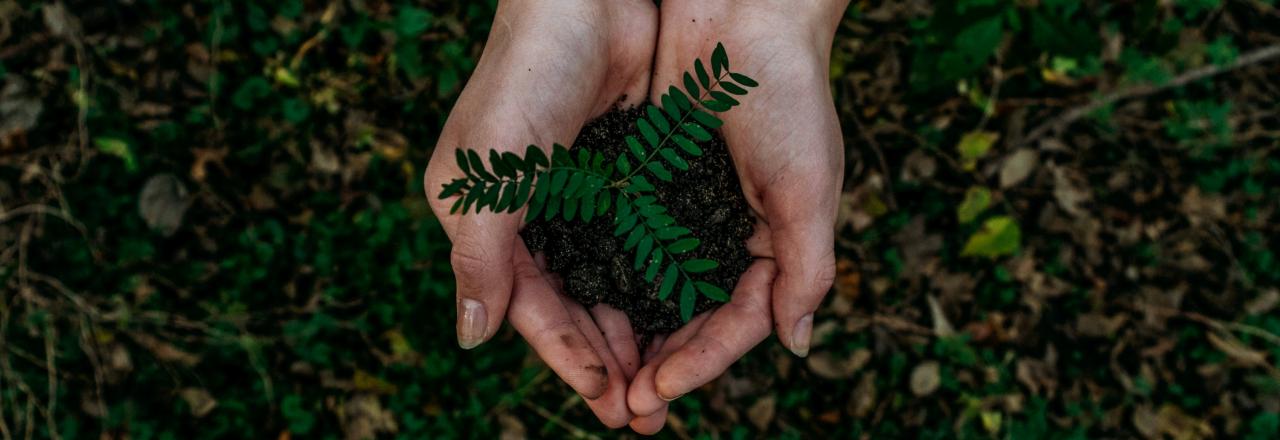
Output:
[
  {"left": 450, "top": 245, "right": 493, "bottom": 280},
  {"left": 537, "top": 318, "right": 582, "bottom": 349},
  {"left": 732, "top": 291, "right": 772, "bottom": 321},
  {"left": 814, "top": 252, "right": 837, "bottom": 288}
]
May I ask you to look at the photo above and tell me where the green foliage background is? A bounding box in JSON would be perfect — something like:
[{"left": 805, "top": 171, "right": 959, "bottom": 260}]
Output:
[{"left": 1, "top": 0, "right": 1278, "bottom": 438}]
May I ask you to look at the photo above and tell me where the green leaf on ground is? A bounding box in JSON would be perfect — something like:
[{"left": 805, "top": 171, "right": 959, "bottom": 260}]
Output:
[
  {"left": 957, "top": 186, "right": 993, "bottom": 224},
  {"left": 958, "top": 131, "right": 999, "bottom": 171},
  {"left": 961, "top": 216, "right": 1021, "bottom": 258}
]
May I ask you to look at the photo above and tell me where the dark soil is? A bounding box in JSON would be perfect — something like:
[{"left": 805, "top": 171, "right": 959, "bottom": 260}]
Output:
[{"left": 521, "top": 106, "right": 755, "bottom": 334}]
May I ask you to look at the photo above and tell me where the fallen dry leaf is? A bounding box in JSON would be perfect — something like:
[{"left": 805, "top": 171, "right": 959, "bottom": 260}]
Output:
[
  {"left": 926, "top": 294, "right": 956, "bottom": 337},
  {"left": 139, "top": 174, "right": 191, "bottom": 237},
  {"left": 339, "top": 394, "right": 397, "bottom": 440},
  {"left": 180, "top": 388, "right": 217, "bottom": 418},
  {"left": 1245, "top": 289, "right": 1279, "bottom": 316},
  {"left": 1155, "top": 404, "right": 1213, "bottom": 439},
  {"left": 848, "top": 372, "right": 877, "bottom": 418},
  {"left": 1206, "top": 332, "right": 1267, "bottom": 367},
  {"left": 0, "top": 78, "right": 42, "bottom": 151},
  {"left": 746, "top": 394, "right": 776, "bottom": 430},
  {"left": 999, "top": 148, "right": 1038, "bottom": 188},
  {"left": 807, "top": 349, "right": 872, "bottom": 380},
  {"left": 1179, "top": 187, "right": 1227, "bottom": 225},
  {"left": 129, "top": 332, "right": 200, "bottom": 367},
  {"left": 910, "top": 361, "right": 941, "bottom": 396},
  {"left": 835, "top": 258, "right": 861, "bottom": 302},
  {"left": 498, "top": 412, "right": 526, "bottom": 440},
  {"left": 1051, "top": 165, "right": 1092, "bottom": 218},
  {"left": 1075, "top": 313, "right": 1126, "bottom": 338}
]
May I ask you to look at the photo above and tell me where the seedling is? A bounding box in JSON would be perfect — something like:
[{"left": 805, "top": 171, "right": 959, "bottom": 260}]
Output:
[{"left": 437, "top": 43, "right": 758, "bottom": 321}]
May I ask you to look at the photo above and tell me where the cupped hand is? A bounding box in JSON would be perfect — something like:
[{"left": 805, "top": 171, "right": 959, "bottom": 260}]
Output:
[
  {"left": 423, "top": 0, "right": 656, "bottom": 427},
  {"left": 626, "top": 0, "right": 848, "bottom": 433}
]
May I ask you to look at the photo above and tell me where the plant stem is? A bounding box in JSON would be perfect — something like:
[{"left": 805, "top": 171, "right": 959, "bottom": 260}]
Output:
[
  {"left": 465, "top": 165, "right": 610, "bottom": 188},
  {"left": 610, "top": 71, "right": 731, "bottom": 186},
  {"left": 617, "top": 191, "right": 701, "bottom": 296}
]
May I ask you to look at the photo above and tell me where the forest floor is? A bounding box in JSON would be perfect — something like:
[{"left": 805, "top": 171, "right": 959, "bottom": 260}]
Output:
[{"left": 1, "top": 0, "right": 1278, "bottom": 438}]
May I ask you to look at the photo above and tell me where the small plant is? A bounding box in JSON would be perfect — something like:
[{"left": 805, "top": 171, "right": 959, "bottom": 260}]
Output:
[{"left": 437, "top": 43, "right": 758, "bottom": 321}]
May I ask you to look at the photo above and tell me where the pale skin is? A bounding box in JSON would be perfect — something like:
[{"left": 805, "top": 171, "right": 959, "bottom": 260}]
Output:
[{"left": 424, "top": 0, "right": 847, "bottom": 432}]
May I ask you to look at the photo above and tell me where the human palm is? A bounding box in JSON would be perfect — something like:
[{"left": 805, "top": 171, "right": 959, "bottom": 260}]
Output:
[
  {"left": 424, "top": 0, "right": 656, "bottom": 427},
  {"left": 623, "top": 0, "right": 847, "bottom": 433}
]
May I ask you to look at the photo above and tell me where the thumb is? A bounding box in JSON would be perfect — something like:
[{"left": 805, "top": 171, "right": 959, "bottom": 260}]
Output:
[
  {"left": 762, "top": 177, "right": 837, "bottom": 358},
  {"left": 449, "top": 212, "right": 522, "bottom": 349}
]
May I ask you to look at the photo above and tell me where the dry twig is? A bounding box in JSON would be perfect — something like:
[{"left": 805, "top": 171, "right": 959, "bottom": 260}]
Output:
[{"left": 1022, "top": 44, "right": 1280, "bottom": 146}]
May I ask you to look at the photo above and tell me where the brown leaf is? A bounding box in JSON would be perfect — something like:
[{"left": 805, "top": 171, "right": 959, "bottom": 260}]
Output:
[
  {"left": 180, "top": 388, "right": 217, "bottom": 418},
  {"left": 129, "top": 332, "right": 200, "bottom": 367},
  {"left": 999, "top": 149, "right": 1038, "bottom": 188},
  {"left": 1155, "top": 404, "right": 1213, "bottom": 439},
  {"left": 311, "top": 141, "right": 341, "bottom": 175},
  {"left": 1051, "top": 166, "right": 1091, "bottom": 218},
  {"left": 1246, "top": 289, "right": 1280, "bottom": 316},
  {"left": 1132, "top": 404, "right": 1159, "bottom": 439},
  {"left": 1, "top": 78, "right": 42, "bottom": 151},
  {"left": 190, "top": 147, "right": 228, "bottom": 181},
  {"left": 369, "top": 128, "right": 409, "bottom": 162},
  {"left": 126, "top": 102, "right": 173, "bottom": 118},
  {"left": 104, "top": 343, "right": 133, "bottom": 384},
  {"left": 892, "top": 216, "right": 943, "bottom": 278},
  {"left": 339, "top": 394, "right": 398, "bottom": 440},
  {"left": 139, "top": 174, "right": 191, "bottom": 237},
  {"left": 0, "top": 2, "right": 16, "bottom": 43},
  {"left": 811, "top": 320, "right": 841, "bottom": 348},
  {"left": 837, "top": 188, "right": 885, "bottom": 233},
  {"left": 848, "top": 372, "right": 877, "bottom": 418},
  {"left": 926, "top": 294, "right": 955, "bottom": 337},
  {"left": 807, "top": 349, "right": 871, "bottom": 380},
  {"left": 746, "top": 394, "right": 776, "bottom": 430},
  {"left": 1016, "top": 348, "right": 1058, "bottom": 396},
  {"left": 1179, "top": 187, "right": 1226, "bottom": 225},
  {"left": 248, "top": 185, "right": 278, "bottom": 211},
  {"left": 41, "top": 3, "right": 80, "bottom": 38},
  {"left": 910, "top": 361, "right": 941, "bottom": 396},
  {"left": 1206, "top": 332, "right": 1267, "bottom": 366},
  {"left": 497, "top": 412, "right": 526, "bottom": 440},
  {"left": 1075, "top": 313, "right": 1125, "bottom": 338},
  {"left": 901, "top": 150, "right": 937, "bottom": 183},
  {"left": 835, "top": 258, "right": 861, "bottom": 302}
]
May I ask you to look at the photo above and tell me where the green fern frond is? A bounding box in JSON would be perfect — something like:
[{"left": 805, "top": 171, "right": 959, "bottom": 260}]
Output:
[
  {"left": 437, "top": 42, "right": 759, "bottom": 321},
  {"left": 620, "top": 42, "right": 757, "bottom": 189},
  {"left": 611, "top": 193, "right": 723, "bottom": 321}
]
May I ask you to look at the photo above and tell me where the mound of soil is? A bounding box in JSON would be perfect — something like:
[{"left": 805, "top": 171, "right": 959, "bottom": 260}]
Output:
[{"left": 521, "top": 106, "right": 754, "bottom": 334}]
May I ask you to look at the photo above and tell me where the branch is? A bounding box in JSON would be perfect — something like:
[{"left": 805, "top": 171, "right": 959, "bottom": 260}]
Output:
[{"left": 1022, "top": 44, "right": 1280, "bottom": 146}]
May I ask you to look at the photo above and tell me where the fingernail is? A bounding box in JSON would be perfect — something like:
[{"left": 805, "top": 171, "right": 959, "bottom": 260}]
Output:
[
  {"left": 659, "top": 392, "right": 684, "bottom": 402},
  {"left": 458, "top": 298, "right": 486, "bottom": 349},
  {"left": 790, "top": 313, "right": 813, "bottom": 357}
]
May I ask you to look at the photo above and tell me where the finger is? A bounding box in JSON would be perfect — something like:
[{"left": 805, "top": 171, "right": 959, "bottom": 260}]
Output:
[
  {"left": 642, "top": 334, "right": 667, "bottom": 363},
  {"left": 564, "top": 300, "right": 633, "bottom": 428},
  {"left": 628, "top": 405, "right": 668, "bottom": 435},
  {"left": 765, "top": 186, "right": 837, "bottom": 358},
  {"left": 508, "top": 243, "right": 609, "bottom": 399},
  {"left": 591, "top": 304, "right": 641, "bottom": 380},
  {"left": 627, "top": 313, "right": 711, "bottom": 417},
  {"left": 450, "top": 213, "right": 522, "bottom": 349},
  {"left": 654, "top": 260, "right": 776, "bottom": 400}
]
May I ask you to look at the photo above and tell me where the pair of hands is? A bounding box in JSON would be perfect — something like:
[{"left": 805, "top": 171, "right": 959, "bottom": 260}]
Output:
[{"left": 424, "top": 0, "right": 846, "bottom": 432}]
